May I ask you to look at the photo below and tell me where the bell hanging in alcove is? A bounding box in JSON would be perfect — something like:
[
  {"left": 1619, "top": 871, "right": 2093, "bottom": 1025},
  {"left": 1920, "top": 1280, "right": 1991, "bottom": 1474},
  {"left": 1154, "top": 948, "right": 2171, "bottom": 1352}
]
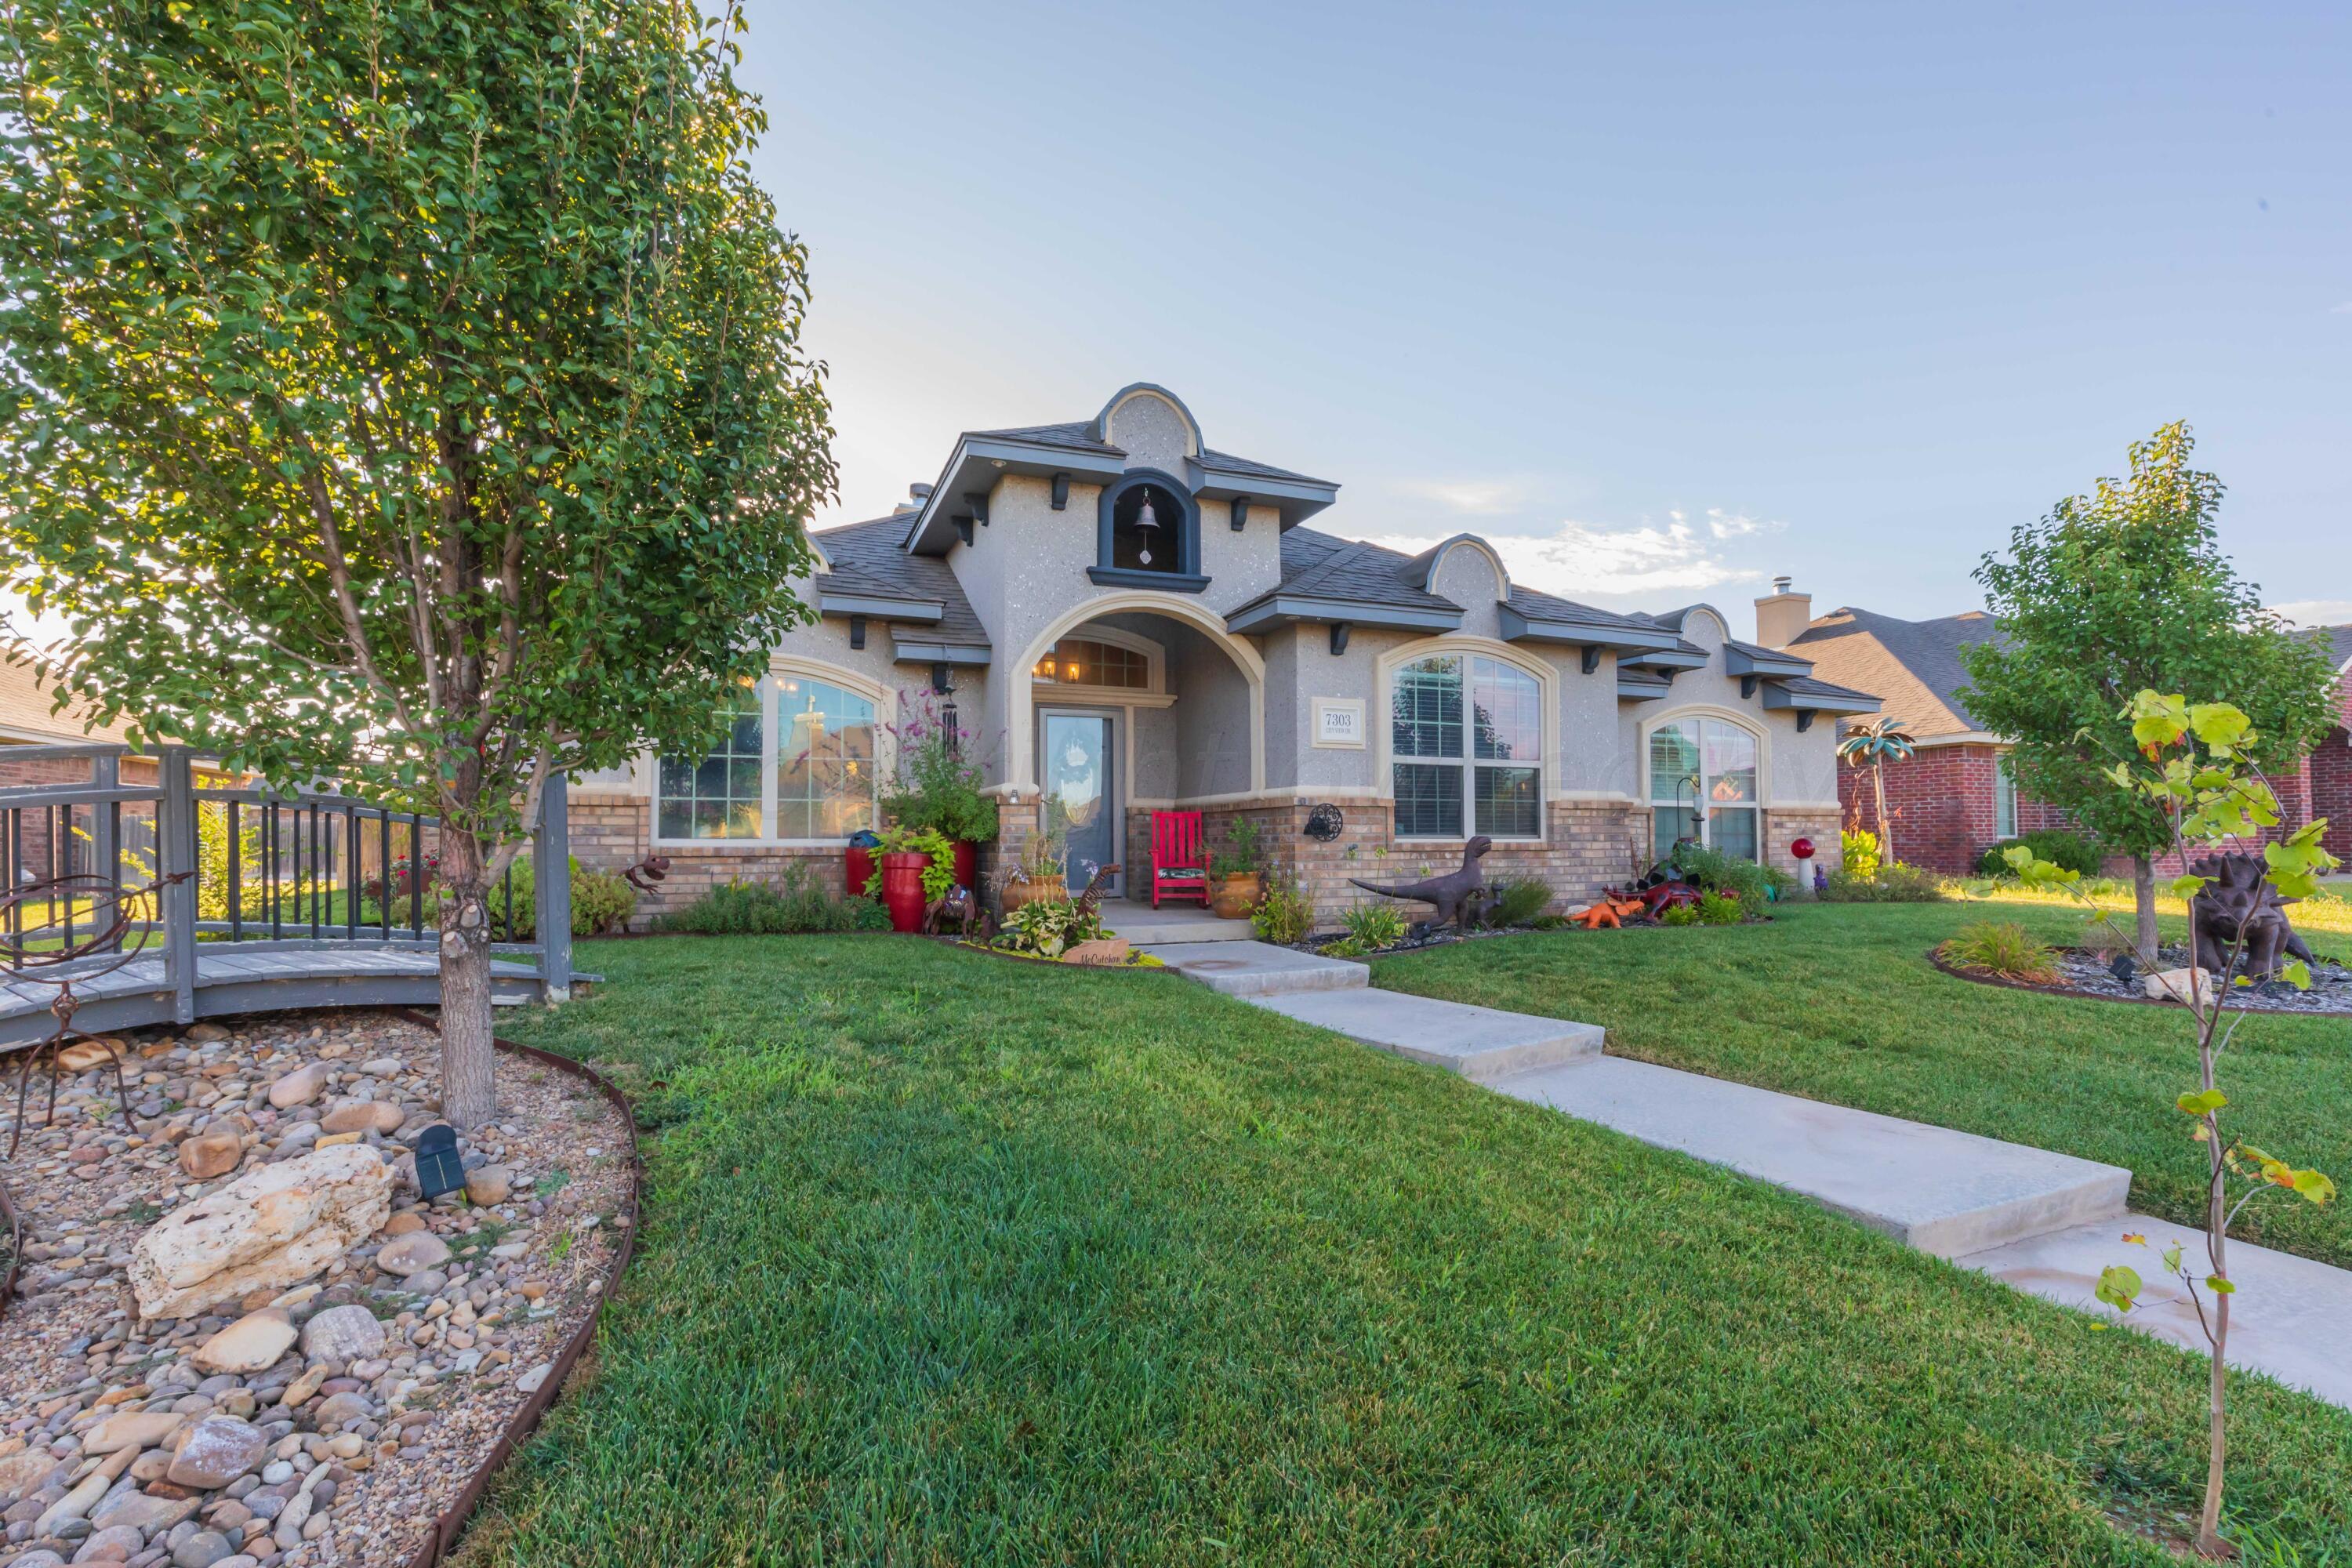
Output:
[{"left": 1135, "top": 494, "right": 1159, "bottom": 564}]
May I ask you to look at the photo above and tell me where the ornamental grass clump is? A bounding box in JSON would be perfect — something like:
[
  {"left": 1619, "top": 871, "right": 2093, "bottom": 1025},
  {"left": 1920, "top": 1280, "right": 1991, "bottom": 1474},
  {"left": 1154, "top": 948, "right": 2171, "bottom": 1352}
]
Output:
[
  {"left": 1936, "top": 920, "right": 2062, "bottom": 984},
  {"left": 1250, "top": 880, "right": 1316, "bottom": 946},
  {"left": 1487, "top": 877, "right": 1554, "bottom": 927},
  {"left": 1341, "top": 902, "right": 1410, "bottom": 951}
]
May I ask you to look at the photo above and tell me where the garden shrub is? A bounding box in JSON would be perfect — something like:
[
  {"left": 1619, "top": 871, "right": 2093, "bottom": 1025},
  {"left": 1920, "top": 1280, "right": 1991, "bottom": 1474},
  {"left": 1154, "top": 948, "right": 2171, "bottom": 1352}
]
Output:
[
  {"left": 1841, "top": 828, "right": 1882, "bottom": 882},
  {"left": 994, "top": 895, "right": 1105, "bottom": 959},
  {"left": 653, "top": 867, "right": 889, "bottom": 935},
  {"left": 1820, "top": 860, "right": 1946, "bottom": 903},
  {"left": 1658, "top": 903, "right": 1700, "bottom": 927},
  {"left": 1250, "top": 879, "right": 1316, "bottom": 945},
  {"left": 1671, "top": 843, "right": 1793, "bottom": 904},
  {"left": 1316, "top": 936, "right": 1370, "bottom": 959},
  {"left": 1695, "top": 891, "right": 1744, "bottom": 926},
  {"left": 1936, "top": 921, "right": 2062, "bottom": 983},
  {"left": 485, "top": 853, "right": 639, "bottom": 938},
  {"left": 1487, "top": 878, "right": 1553, "bottom": 927},
  {"left": 1341, "top": 902, "right": 1410, "bottom": 951},
  {"left": 1976, "top": 829, "right": 2103, "bottom": 878}
]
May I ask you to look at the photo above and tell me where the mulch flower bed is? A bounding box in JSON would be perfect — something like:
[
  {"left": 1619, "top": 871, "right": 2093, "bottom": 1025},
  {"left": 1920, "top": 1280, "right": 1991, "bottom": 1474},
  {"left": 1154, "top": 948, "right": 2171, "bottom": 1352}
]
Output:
[
  {"left": 1933, "top": 944, "right": 2352, "bottom": 1015},
  {"left": 0, "top": 1009, "right": 631, "bottom": 1568}
]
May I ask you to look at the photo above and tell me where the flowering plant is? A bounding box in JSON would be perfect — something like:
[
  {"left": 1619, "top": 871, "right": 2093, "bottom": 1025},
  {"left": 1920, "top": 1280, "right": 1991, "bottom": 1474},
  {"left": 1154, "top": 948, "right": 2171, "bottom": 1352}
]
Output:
[{"left": 880, "top": 687, "right": 998, "bottom": 843}]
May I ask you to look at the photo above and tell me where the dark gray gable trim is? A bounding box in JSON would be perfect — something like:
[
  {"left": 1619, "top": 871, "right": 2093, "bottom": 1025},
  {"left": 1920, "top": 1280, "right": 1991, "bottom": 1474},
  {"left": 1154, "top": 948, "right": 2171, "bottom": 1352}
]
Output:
[
  {"left": 1615, "top": 669, "right": 1672, "bottom": 702},
  {"left": 1228, "top": 593, "right": 1464, "bottom": 636},
  {"left": 1499, "top": 603, "right": 1684, "bottom": 654},
  {"left": 1760, "top": 681, "right": 1878, "bottom": 716},
  {"left": 1621, "top": 645, "right": 1711, "bottom": 672},
  {"left": 904, "top": 434, "right": 1128, "bottom": 554},
  {"left": 817, "top": 589, "right": 943, "bottom": 622},
  {"left": 889, "top": 637, "right": 993, "bottom": 667},
  {"left": 1722, "top": 642, "right": 1813, "bottom": 680}
]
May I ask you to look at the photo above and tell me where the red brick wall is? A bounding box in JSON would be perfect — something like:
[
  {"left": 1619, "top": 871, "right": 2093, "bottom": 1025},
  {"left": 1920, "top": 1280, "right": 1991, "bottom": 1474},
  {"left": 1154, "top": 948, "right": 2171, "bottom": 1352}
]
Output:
[
  {"left": 2313, "top": 727, "right": 2352, "bottom": 862},
  {"left": 1838, "top": 744, "right": 2015, "bottom": 873},
  {"left": 567, "top": 791, "right": 858, "bottom": 927}
]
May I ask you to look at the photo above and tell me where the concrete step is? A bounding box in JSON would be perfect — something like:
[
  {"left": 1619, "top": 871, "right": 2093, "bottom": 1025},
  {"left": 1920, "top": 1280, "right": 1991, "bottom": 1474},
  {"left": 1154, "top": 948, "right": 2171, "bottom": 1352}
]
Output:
[
  {"left": 1958, "top": 1211, "right": 2352, "bottom": 1410},
  {"left": 1146, "top": 940, "right": 1368, "bottom": 997},
  {"left": 1109, "top": 909, "right": 1258, "bottom": 945},
  {"left": 1256, "top": 989, "right": 1604, "bottom": 1083},
  {"left": 1494, "top": 1057, "right": 2131, "bottom": 1258}
]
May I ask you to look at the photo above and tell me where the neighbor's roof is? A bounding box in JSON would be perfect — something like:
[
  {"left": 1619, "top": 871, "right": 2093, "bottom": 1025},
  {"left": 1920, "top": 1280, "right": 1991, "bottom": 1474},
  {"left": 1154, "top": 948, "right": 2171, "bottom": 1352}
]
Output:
[
  {"left": 810, "top": 514, "right": 990, "bottom": 648},
  {"left": 0, "top": 655, "right": 137, "bottom": 746},
  {"left": 1787, "top": 606, "right": 2004, "bottom": 739},
  {"left": 2299, "top": 623, "right": 2352, "bottom": 674}
]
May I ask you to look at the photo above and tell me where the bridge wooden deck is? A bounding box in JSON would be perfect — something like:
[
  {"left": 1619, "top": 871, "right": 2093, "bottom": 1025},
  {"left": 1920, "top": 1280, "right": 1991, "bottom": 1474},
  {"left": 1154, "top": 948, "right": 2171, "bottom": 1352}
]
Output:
[{"left": 0, "top": 942, "right": 568, "bottom": 1048}]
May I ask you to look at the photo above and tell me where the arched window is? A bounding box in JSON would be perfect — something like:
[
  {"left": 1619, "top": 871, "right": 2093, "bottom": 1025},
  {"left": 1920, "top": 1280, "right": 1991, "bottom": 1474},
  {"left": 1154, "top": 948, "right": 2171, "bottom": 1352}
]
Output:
[
  {"left": 1391, "top": 653, "right": 1543, "bottom": 839},
  {"left": 657, "top": 672, "right": 879, "bottom": 843},
  {"left": 1648, "top": 717, "right": 1759, "bottom": 860},
  {"left": 1091, "top": 470, "right": 1204, "bottom": 590}
]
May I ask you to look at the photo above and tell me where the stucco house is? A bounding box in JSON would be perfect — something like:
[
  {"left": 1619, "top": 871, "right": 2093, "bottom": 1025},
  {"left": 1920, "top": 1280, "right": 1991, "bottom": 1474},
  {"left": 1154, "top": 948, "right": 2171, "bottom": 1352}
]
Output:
[
  {"left": 570, "top": 383, "right": 1876, "bottom": 924},
  {"left": 1769, "top": 589, "right": 2352, "bottom": 873}
]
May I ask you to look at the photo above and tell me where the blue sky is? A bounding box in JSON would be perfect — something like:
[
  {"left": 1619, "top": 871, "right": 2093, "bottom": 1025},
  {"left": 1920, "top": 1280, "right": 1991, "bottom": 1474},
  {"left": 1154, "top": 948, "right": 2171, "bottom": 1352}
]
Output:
[{"left": 748, "top": 0, "right": 2350, "bottom": 633}]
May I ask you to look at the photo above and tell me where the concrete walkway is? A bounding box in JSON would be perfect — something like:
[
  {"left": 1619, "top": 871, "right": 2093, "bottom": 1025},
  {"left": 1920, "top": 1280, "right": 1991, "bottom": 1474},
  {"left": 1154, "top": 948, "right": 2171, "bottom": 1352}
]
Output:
[{"left": 1134, "top": 934, "right": 2352, "bottom": 1410}]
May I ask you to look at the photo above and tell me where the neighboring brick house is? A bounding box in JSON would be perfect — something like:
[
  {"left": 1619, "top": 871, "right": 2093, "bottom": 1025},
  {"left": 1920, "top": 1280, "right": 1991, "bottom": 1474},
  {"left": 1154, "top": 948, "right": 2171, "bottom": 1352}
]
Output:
[
  {"left": 568, "top": 381, "right": 1878, "bottom": 926},
  {"left": 1760, "top": 588, "right": 2352, "bottom": 875},
  {"left": 2, "top": 653, "right": 157, "bottom": 884}
]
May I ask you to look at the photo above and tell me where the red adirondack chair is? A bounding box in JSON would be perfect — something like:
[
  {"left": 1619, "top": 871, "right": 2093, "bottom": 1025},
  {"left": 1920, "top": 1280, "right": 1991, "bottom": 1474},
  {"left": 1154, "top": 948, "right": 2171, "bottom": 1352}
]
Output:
[{"left": 1149, "top": 810, "right": 1211, "bottom": 909}]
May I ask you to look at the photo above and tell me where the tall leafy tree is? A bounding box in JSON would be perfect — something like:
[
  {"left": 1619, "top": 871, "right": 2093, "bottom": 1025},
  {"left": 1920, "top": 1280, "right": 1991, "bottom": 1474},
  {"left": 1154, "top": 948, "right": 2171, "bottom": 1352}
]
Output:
[
  {"left": 0, "top": 0, "right": 834, "bottom": 1125},
  {"left": 1962, "top": 423, "right": 2334, "bottom": 959}
]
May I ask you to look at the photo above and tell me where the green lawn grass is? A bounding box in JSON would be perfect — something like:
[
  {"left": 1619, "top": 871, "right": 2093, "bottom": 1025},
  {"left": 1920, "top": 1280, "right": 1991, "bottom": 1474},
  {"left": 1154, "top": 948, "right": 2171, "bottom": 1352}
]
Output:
[
  {"left": 476, "top": 935, "right": 2352, "bottom": 1566},
  {"left": 1375, "top": 901, "right": 2352, "bottom": 1273}
]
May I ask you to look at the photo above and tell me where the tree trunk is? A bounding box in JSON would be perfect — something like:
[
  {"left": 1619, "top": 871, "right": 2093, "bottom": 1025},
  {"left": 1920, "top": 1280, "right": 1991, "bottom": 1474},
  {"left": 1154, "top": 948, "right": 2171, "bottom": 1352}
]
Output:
[
  {"left": 437, "top": 826, "right": 497, "bottom": 1129},
  {"left": 1873, "top": 764, "right": 1894, "bottom": 865},
  {"left": 2197, "top": 1275, "right": 2231, "bottom": 1556},
  {"left": 2131, "top": 855, "right": 2161, "bottom": 967}
]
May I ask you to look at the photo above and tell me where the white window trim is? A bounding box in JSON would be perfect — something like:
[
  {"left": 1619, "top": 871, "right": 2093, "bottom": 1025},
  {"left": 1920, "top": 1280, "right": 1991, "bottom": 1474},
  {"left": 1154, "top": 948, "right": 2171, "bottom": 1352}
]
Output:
[
  {"left": 1376, "top": 637, "right": 1555, "bottom": 844},
  {"left": 1639, "top": 706, "right": 1768, "bottom": 856},
  {"left": 648, "top": 657, "right": 891, "bottom": 850}
]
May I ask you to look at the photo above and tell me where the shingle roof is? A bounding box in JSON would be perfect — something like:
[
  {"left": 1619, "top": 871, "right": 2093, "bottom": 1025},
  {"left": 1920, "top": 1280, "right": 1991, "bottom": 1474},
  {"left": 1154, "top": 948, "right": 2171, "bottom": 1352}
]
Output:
[
  {"left": 1196, "top": 448, "right": 1335, "bottom": 486},
  {"left": 1786, "top": 606, "right": 2003, "bottom": 738},
  {"left": 967, "top": 421, "right": 1123, "bottom": 457},
  {"left": 1504, "top": 585, "right": 1664, "bottom": 633},
  {"left": 2298, "top": 623, "right": 2352, "bottom": 673},
  {"left": 1774, "top": 674, "right": 1880, "bottom": 704},
  {"left": 0, "top": 655, "right": 137, "bottom": 745},
  {"left": 1722, "top": 637, "right": 1810, "bottom": 666},
  {"left": 1265, "top": 528, "right": 1462, "bottom": 612},
  {"left": 809, "top": 515, "right": 990, "bottom": 648}
]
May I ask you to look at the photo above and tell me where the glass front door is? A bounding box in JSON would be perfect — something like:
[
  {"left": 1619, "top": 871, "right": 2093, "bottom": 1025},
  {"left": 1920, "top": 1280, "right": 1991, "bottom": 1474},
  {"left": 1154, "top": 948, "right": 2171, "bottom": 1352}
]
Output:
[{"left": 1041, "top": 711, "right": 1117, "bottom": 895}]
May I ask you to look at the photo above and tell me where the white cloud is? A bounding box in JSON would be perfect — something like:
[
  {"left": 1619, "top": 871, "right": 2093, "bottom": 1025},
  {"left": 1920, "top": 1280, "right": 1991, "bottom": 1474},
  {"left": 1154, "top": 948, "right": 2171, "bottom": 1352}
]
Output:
[
  {"left": 1393, "top": 477, "right": 1541, "bottom": 516},
  {"left": 2269, "top": 598, "right": 2352, "bottom": 629},
  {"left": 1357, "top": 508, "right": 1784, "bottom": 607}
]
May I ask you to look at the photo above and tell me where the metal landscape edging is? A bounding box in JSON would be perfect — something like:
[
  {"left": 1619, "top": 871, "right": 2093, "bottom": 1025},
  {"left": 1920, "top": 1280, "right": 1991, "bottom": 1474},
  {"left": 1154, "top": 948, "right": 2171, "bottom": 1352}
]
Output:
[{"left": 388, "top": 1008, "right": 645, "bottom": 1568}]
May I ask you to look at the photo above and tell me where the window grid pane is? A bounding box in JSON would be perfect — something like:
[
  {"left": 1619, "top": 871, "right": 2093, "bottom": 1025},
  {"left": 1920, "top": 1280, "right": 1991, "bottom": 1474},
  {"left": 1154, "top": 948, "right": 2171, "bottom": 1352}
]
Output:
[
  {"left": 1654, "top": 806, "right": 1700, "bottom": 861},
  {"left": 1392, "top": 657, "right": 1462, "bottom": 760},
  {"left": 777, "top": 677, "right": 876, "bottom": 840},
  {"left": 1701, "top": 720, "right": 1758, "bottom": 804},
  {"left": 1393, "top": 762, "right": 1462, "bottom": 839},
  {"left": 1033, "top": 638, "right": 1148, "bottom": 689},
  {"left": 1475, "top": 765, "right": 1541, "bottom": 837},
  {"left": 659, "top": 692, "right": 763, "bottom": 840},
  {"left": 1649, "top": 722, "right": 1700, "bottom": 804},
  {"left": 1708, "top": 805, "right": 1759, "bottom": 862},
  {"left": 1471, "top": 658, "right": 1541, "bottom": 761}
]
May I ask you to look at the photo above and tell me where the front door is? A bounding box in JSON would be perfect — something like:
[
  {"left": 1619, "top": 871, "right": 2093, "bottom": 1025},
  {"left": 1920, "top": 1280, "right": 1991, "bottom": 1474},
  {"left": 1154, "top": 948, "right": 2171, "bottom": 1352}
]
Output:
[{"left": 1040, "top": 710, "right": 1118, "bottom": 896}]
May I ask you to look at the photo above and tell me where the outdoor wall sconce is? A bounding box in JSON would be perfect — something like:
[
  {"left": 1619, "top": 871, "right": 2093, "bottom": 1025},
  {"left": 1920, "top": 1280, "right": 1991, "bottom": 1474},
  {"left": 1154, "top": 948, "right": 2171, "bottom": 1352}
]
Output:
[
  {"left": 1229, "top": 495, "right": 1250, "bottom": 531},
  {"left": 412, "top": 1124, "right": 466, "bottom": 1202},
  {"left": 1329, "top": 622, "right": 1351, "bottom": 655}
]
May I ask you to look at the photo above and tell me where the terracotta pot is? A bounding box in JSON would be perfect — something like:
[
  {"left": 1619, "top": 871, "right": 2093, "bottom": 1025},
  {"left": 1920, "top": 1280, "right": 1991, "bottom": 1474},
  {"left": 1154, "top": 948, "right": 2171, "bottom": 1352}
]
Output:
[
  {"left": 1211, "top": 871, "right": 1261, "bottom": 919},
  {"left": 880, "top": 851, "right": 931, "bottom": 934},
  {"left": 1001, "top": 874, "right": 1066, "bottom": 916}
]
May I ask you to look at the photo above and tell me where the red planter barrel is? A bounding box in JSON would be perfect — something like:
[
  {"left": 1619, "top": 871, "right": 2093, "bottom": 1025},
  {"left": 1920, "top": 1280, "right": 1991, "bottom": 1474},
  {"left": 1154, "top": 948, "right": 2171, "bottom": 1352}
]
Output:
[
  {"left": 952, "top": 840, "right": 976, "bottom": 894},
  {"left": 845, "top": 844, "right": 877, "bottom": 901},
  {"left": 880, "top": 851, "right": 931, "bottom": 933}
]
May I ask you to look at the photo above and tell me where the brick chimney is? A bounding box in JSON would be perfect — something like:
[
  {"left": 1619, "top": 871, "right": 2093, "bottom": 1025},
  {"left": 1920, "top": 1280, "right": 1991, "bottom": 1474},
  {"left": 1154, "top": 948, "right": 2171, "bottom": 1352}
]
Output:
[{"left": 1755, "top": 575, "right": 1812, "bottom": 649}]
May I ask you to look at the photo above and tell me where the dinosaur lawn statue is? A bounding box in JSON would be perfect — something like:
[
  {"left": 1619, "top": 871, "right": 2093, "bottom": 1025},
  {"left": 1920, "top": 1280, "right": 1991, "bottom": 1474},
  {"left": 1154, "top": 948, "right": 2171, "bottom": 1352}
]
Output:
[
  {"left": 1349, "top": 837, "right": 1493, "bottom": 931},
  {"left": 2187, "top": 851, "right": 2316, "bottom": 979}
]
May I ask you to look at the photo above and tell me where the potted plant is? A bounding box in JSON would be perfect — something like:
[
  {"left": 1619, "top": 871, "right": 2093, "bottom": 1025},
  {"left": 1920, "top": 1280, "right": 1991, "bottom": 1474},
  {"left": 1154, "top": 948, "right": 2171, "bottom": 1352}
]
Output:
[
  {"left": 880, "top": 687, "right": 997, "bottom": 891},
  {"left": 1000, "top": 809, "right": 1070, "bottom": 916},
  {"left": 866, "top": 825, "right": 959, "bottom": 933},
  {"left": 1209, "top": 817, "right": 1264, "bottom": 918}
]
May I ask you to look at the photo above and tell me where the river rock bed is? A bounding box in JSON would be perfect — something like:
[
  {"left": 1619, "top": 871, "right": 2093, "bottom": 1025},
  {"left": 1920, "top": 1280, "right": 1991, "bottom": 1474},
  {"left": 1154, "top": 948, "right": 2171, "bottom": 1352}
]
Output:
[
  {"left": 2042, "top": 946, "right": 2352, "bottom": 1014},
  {"left": 0, "top": 1010, "right": 630, "bottom": 1568}
]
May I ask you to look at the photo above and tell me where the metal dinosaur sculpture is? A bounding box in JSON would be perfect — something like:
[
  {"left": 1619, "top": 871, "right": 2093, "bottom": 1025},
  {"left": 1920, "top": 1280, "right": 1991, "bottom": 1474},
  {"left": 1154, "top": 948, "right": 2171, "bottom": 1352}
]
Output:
[
  {"left": 2187, "top": 851, "right": 2316, "bottom": 979},
  {"left": 1349, "top": 837, "right": 1493, "bottom": 931}
]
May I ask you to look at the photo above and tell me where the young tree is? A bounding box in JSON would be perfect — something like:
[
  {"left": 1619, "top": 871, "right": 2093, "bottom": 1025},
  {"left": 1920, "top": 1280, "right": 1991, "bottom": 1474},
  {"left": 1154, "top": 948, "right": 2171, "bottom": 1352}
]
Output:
[
  {"left": 1962, "top": 423, "right": 2336, "bottom": 960},
  {"left": 2007, "top": 691, "right": 2336, "bottom": 1559},
  {"left": 0, "top": 0, "right": 834, "bottom": 1126}
]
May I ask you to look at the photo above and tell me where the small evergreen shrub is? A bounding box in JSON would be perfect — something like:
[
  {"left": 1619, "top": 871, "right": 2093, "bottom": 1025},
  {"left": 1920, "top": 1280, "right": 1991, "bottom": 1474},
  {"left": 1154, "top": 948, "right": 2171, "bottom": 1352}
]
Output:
[
  {"left": 1976, "top": 829, "right": 2103, "bottom": 878},
  {"left": 1487, "top": 878, "right": 1553, "bottom": 927},
  {"left": 653, "top": 866, "right": 891, "bottom": 935},
  {"left": 1671, "top": 843, "right": 1793, "bottom": 905},
  {"left": 1658, "top": 903, "right": 1700, "bottom": 927},
  {"left": 1695, "top": 891, "right": 1744, "bottom": 925}
]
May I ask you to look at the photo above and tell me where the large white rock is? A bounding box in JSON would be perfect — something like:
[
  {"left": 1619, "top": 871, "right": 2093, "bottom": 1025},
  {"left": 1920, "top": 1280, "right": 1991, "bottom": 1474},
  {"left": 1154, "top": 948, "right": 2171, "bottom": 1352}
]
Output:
[
  {"left": 2142, "top": 966, "right": 2212, "bottom": 1005},
  {"left": 130, "top": 1144, "right": 393, "bottom": 1321}
]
